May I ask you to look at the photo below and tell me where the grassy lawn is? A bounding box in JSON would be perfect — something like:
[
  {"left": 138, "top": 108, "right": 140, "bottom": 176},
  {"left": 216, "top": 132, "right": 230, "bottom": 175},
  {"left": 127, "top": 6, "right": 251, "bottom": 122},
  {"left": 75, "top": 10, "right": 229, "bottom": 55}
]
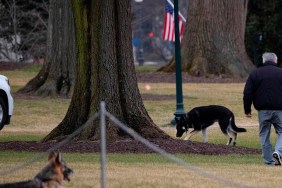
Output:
[{"left": 0, "top": 65, "right": 282, "bottom": 187}]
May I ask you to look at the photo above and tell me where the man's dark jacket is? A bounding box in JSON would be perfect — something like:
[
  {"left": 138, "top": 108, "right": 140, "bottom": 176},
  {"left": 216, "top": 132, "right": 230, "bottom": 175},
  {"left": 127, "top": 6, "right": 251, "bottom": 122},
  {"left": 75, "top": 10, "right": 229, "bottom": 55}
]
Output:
[{"left": 243, "top": 61, "right": 282, "bottom": 114}]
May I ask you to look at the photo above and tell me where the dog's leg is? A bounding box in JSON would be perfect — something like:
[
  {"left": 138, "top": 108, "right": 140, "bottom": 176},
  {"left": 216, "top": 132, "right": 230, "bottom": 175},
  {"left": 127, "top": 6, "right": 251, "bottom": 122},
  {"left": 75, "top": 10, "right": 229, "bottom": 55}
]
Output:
[
  {"left": 184, "top": 130, "right": 200, "bottom": 140},
  {"left": 226, "top": 129, "right": 237, "bottom": 146},
  {"left": 202, "top": 128, "right": 208, "bottom": 143},
  {"left": 225, "top": 133, "right": 232, "bottom": 145},
  {"left": 227, "top": 137, "right": 232, "bottom": 145},
  {"left": 232, "top": 132, "right": 237, "bottom": 146}
]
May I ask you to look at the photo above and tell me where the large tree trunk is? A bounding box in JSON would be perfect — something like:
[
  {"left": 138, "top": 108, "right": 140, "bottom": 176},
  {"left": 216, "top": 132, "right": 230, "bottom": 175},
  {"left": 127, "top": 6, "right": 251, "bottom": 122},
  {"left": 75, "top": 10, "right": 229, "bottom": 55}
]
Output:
[
  {"left": 160, "top": 0, "right": 254, "bottom": 78},
  {"left": 43, "top": 0, "right": 169, "bottom": 142},
  {"left": 17, "top": 0, "right": 75, "bottom": 97}
]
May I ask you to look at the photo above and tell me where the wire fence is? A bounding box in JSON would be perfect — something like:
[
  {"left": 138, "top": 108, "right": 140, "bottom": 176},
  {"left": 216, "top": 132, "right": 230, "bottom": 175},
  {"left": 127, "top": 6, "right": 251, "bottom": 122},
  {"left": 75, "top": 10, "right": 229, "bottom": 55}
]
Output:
[
  {"left": 0, "top": 112, "right": 99, "bottom": 176},
  {"left": 0, "top": 101, "right": 256, "bottom": 188}
]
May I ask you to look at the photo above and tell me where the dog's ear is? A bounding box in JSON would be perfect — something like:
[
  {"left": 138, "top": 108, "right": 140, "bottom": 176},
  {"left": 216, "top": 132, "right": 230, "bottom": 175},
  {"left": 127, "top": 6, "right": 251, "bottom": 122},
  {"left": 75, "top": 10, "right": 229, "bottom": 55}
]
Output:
[
  {"left": 175, "top": 117, "right": 180, "bottom": 123},
  {"left": 55, "top": 152, "right": 62, "bottom": 164},
  {"left": 182, "top": 113, "right": 188, "bottom": 121},
  {"left": 48, "top": 151, "right": 57, "bottom": 161}
]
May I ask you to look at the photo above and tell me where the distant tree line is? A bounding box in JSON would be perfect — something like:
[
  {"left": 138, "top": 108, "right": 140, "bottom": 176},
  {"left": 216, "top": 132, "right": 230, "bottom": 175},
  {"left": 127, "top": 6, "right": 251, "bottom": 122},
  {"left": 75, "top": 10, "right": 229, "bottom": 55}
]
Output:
[
  {"left": 245, "top": 0, "right": 282, "bottom": 67},
  {"left": 0, "top": 0, "right": 48, "bottom": 62},
  {"left": 1, "top": 0, "right": 282, "bottom": 66}
]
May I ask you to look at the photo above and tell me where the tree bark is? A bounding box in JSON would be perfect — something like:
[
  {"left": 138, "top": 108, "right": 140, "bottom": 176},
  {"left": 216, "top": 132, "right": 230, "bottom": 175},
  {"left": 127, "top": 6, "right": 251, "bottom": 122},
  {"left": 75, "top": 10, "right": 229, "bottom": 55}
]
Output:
[
  {"left": 160, "top": 0, "right": 254, "bottom": 78},
  {"left": 43, "top": 0, "right": 169, "bottom": 142},
  {"left": 17, "top": 0, "right": 75, "bottom": 97}
]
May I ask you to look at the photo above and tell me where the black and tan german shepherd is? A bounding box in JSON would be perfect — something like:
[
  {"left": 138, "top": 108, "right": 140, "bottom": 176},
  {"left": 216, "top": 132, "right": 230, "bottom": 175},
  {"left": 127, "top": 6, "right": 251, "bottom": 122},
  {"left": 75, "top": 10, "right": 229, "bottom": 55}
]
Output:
[
  {"left": 0, "top": 152, "right": 73, "bottom": 188},
  {"left": 175, "top": 105, "right": 247, "bottom": 146}
]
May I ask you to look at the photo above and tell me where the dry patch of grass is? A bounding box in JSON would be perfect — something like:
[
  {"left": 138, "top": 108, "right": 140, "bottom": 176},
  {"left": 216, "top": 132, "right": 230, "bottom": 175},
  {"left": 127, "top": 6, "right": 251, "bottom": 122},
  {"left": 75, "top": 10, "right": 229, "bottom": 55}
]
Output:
[{"left": 1, "top": 152, "right": 282, "bottom": 188}]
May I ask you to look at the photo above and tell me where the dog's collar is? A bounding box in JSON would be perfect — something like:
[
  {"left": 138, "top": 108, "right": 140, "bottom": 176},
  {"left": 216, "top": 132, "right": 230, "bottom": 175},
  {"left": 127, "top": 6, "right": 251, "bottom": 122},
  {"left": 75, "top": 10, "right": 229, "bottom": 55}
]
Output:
[
  {"left": 183, "top": 114, "right": 189, "bottom": 121},
  {"left": 32, "top": 177, "right": 43, "bottom": 185},
  {"left": 183, "top": 114, "right": 189, "bottom": 132},
  {"left": 34, "top": 176, "right": 62, "bottom": 186},
  {"left": 34, "top": 175, "right": 56, "bottom": 183}
]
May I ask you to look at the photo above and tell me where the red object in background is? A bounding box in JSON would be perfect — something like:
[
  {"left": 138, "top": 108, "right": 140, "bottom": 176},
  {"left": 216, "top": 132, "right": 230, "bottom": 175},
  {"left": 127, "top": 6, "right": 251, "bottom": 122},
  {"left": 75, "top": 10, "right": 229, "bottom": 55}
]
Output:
[{"left": 148, "top": 32, "right": 154, "bottom": 38}]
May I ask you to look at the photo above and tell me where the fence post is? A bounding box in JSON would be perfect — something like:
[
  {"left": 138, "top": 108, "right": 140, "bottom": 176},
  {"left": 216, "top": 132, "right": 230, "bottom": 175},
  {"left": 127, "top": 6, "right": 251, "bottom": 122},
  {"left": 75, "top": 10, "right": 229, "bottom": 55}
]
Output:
[{"left": 100, "top": 101, "right": 106, "bottom": 188}]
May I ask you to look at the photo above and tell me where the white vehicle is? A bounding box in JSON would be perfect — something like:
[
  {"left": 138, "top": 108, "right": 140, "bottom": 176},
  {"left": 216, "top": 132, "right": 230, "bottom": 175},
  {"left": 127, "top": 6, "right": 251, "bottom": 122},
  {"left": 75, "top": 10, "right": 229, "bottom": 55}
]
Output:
[{"left": 0, "top": 75, "right": 13, "bottom": 130}]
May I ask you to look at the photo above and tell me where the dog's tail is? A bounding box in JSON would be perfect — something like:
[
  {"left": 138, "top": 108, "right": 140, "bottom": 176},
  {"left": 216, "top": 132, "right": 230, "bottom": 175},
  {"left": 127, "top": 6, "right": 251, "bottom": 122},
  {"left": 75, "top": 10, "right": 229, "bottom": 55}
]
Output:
[{"left": 230, "top": 117, "right": 246, "bottom": 132}]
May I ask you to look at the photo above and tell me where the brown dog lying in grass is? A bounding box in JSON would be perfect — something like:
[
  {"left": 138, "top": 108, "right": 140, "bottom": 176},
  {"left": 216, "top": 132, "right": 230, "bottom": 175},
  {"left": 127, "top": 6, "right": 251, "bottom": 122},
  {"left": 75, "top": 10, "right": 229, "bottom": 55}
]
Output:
[{"left": 0, "top": 152, "right": 73, "bottom": 188}]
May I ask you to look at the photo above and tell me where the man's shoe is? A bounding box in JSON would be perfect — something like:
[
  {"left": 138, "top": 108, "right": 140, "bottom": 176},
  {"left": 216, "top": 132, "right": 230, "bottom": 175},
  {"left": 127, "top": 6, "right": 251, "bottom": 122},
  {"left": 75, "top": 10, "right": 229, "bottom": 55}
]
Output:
[{"left": 273, "top": 152, "right": 282, "bottom": 166}]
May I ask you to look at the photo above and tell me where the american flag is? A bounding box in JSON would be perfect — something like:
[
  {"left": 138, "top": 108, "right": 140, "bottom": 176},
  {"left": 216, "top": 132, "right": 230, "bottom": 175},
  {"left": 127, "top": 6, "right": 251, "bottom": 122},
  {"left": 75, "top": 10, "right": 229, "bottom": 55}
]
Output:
[{"left": 162, "top": 0, "right": 185, "bottom": 42}]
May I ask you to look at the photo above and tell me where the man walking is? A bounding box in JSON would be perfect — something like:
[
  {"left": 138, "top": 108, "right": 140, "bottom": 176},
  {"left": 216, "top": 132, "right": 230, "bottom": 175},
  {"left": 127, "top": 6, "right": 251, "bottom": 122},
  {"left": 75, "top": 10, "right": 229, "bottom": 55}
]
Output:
[{"left": 243, "top": 52, "right": 282, "bottom": 165}]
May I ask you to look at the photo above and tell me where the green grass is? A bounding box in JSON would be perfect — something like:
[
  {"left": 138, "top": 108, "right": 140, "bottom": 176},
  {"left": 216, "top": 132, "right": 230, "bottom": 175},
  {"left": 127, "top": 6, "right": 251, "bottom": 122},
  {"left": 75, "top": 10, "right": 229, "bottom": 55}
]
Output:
[
  {"left": 0, "top": 133, "right": 44, "bottom": 142},
  {"left": 1, "top": 65, "right": 282, "bottom": 188},
  {"left": 22, "top": 64, "right": 42, "bottom": 72},
  {"left": 134, "top": 65, "right": 159, "bottom": 72}
]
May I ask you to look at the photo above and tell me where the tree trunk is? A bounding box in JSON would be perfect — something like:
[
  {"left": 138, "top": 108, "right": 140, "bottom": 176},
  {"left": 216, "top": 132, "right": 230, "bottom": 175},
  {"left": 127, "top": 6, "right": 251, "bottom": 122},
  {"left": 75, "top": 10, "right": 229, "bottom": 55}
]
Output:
[
  {"left": 157, "top": 58, "right": 175, "bottom": 72},
  {"left": 17, "top": 0, "right": 75, "bottom": 97},
  {"left": 43, "top": 0, "right": 169, "bottom": 142},
  {"left": 160, "top": 0, "right": 254, "bottom": 78}
]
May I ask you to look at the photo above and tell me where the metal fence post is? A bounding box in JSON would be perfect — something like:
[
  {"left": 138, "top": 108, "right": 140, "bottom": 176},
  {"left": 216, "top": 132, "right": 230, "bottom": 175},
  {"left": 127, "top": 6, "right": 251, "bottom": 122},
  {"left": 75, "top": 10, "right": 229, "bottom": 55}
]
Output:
[{"left": 100, "top": 101, "right": 106, "bottom": 188}]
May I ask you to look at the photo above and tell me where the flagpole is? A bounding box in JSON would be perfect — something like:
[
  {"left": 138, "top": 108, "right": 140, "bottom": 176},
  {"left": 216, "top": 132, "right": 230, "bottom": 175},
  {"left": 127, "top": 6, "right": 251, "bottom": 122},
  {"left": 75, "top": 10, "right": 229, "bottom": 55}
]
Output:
[
  {"left": 171, "top": 0, "right": 185, "bottom": 125},
  {"left": 166, "top": 0, "right": 186, "bottom": 22}
]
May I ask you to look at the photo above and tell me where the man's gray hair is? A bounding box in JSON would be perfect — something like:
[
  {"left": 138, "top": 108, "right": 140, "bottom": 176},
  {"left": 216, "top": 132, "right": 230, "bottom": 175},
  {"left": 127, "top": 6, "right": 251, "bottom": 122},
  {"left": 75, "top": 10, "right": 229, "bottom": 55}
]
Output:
[{"left": 262, "top": 52, "right": 278, "bottom": 63}]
